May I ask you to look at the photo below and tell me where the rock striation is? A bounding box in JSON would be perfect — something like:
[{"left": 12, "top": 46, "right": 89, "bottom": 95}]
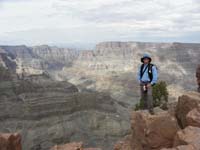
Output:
[
  {"left": 0, "top": 68, "right": 129, "bottom": 150},
  {"left": 0, "top": 42, "right": 199, "bottom": 103}
]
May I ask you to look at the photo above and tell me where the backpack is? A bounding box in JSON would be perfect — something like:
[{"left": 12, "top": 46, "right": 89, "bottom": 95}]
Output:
[{"left": 140, "top": 63, "right": 155, "bottom": 82}]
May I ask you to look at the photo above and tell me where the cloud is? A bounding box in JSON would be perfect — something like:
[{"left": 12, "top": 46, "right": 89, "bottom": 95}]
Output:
[
  {"left": 51, "top": 0, "right": 200, "bottom": 30},
  {"left": 0, "top": 0, "right": 200, "bottom": 47}
]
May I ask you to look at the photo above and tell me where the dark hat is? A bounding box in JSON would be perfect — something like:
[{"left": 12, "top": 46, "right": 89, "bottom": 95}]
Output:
[{"left": 141, "top": 54, "right": 152, "bottom": 63}]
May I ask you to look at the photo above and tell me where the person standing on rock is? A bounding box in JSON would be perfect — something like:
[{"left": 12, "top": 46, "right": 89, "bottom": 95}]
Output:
[{"left": 137, "top": 54, "right": 158, "bottom": 114}]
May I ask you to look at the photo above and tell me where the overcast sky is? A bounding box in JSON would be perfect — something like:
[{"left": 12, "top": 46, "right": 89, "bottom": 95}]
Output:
[{"left": 0, "top": 0, "right": 199, "bottom": 49}]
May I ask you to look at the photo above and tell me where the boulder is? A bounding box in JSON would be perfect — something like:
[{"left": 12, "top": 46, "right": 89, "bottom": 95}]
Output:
[
  {"left": 0, "top": 133, "right": 22, "bottom": 150},
  {"left": 50, "top": 142, "right": 102, "bottom": 150},
  {"left": 115, "top": 111, "right": 180, "bottom": 150},
  {"left": 176, "top": 92, "right": 200, "bottom": 128},
  {"left": 114, "top": 111, "right": 180, "bottom": 150},
  {"left": 50, "top": 142, "right": 83, "bottom": 150},
  {"left": 173, "top": 126, "right": 200, "bottom": 149},
  {"left": 186, "top": 104, "right": 200, "bottom": 127},
  {"left": 114, "top": 91, "right": 200, "bottom": 150},
  {"left": 131, "top": 111, "right": 180, "bottom": 149}
]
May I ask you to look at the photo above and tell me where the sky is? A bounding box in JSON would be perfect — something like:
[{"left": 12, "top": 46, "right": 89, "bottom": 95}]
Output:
[{"left": 0, "top": 0, "right": 200, "bottom": 49}]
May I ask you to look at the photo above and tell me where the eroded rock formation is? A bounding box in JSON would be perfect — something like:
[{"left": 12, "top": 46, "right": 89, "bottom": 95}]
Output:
[
  {"left": 114, "top": 92, "right": 200, "bottom": 150},
  {"left": 176, "top": 92, "right": 200, "bottom": 128},
  {"left": 0, "top": 133, "right": 22, "bottom": 150},
  {"left": 0, "top": 42, "right": 199, "bottom": 102},
  {"left": 0, "top": 69, "right": 129, "bottom": 150}
]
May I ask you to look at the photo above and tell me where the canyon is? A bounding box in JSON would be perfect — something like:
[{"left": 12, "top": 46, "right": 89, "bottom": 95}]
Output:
[{"left": 0, "top": 41, "right": 199, "bottom": 150}]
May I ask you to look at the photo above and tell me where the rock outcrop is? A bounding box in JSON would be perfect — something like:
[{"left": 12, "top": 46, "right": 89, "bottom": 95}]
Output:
[
  {"left": 186, "top": 104, "right": 200, "bottom": 128},
  {"left": 131, "top": 111, "right": 179, "bottom": 149},
  {"left": 50, "top": 142, "right": 83, "bottom": 150},
  {"left": 115, "top": 92, "right": 200, "bottom": 150},
  {"left": 114, "top": 111, "right": 180, "bottom": 150},
  {"left": 176, "top": 92, "right": 200, "bottom": 128},
  {"left": 50, "top": 142, "right": 102, "bottom": 150},
  {"left": 173, "top": 126, "right": 200, "bottom": 149},
  {"left": 0, "top": 133, "right": 22, "bottom": 150}
]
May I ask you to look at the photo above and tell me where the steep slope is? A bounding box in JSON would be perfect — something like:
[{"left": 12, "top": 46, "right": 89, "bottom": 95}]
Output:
[
  {"left": 0, "top": 42, "right": 199, "bottom": 107},
  {"left": 0, "top": 66, "right": 129, "bottom": 150},
  {"left": 59, "top": 42, "right": 199, "bottom": 103}
]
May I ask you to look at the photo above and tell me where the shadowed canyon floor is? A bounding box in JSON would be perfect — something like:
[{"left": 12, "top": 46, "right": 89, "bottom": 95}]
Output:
[{"left": 0, "top": 70, "right": 129, "bottom": 150}]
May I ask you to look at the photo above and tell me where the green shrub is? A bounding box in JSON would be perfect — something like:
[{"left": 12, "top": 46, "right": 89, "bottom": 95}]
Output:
[
  {"left": 134, "top": 81, "right": 168, "bottom": 110},
  {"left": 152, "top": 81, "right": 168, "bottom": 109}
]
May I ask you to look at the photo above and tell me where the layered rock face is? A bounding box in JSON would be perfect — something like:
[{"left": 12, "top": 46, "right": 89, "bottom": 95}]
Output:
[
  {"left": 0, "top": 67, "right": 129, "bottom": 150},
  {"left": 59, "top": 42, "right": 199, "bottom": 103},
  {"left": 114, "top": 92, "right": 200, "bottom": 150},
  {"left": 0, "top": 45, "right": 78, "bottom": 75},
  {"left": 0, "top": 42, "right": 199, "bottom": 150},
  {"left": 31, "top": 45, "right": 78, "bottom": 69},
  {"left": 0, "top": 42, "right": 199, "bottom": 104}
]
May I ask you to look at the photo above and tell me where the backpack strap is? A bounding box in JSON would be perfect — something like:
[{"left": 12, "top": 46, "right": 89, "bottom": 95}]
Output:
[
  {"left": 140, "top": 64, "right": 148, "bottom": 80},
  {"left": 148, "top": 64, "right": 154, "bottom": 82},
  {"left": 140, "top": 64, "right": 144, "bottom": 80}
]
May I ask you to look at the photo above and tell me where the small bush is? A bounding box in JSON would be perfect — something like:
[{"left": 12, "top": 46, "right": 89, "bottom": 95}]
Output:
[
  {"left": 152, "top": 81, "right": 168, "bottom": 108},
  {"left": 134, "top": 81, "right": 168, "bottom": 110}
]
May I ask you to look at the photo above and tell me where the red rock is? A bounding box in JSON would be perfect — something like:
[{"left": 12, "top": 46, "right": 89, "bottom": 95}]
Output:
[
  {"left": 161, "top": 144, "right": 196, "bottom": 150},
  {"left": 114, "top": 111, "right": 179, "bottom": 150},
  {"left": 131, "top": 111, "right": 180, "bottom": 149},
  {"left": 186, "top": 104, "right": 200, "bottom": 127},
  {"left": 173, "top": 126, "right": 200, "bottom": 149},
  {"left": 50, "top": 142, "right": 102, "bottom": 150},
  {"left": 50, "top": 142, "right": 83, "bottom": 150},
  {"left": 176, "top": 92, "right": 200, "bottom": 128},
  {"left": 0, "top": 133, "right": 22, "bottom": 150},
  {"left": 114, "top": 135, "right": 135, "bottom": 150}
]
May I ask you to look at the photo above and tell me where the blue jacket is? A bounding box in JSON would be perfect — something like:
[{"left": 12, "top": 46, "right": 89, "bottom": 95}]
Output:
[{"left": 137, "top": 64, "right": 158, "bottom": 85}]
